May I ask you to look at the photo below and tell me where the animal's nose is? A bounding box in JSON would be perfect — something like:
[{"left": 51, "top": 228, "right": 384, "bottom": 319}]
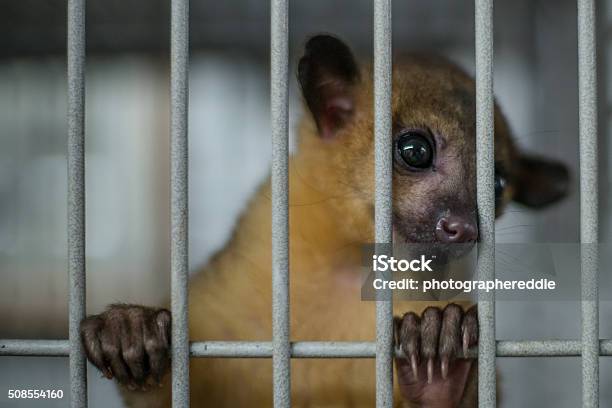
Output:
[{"left": 435, "top": 215, "right": 478, "bottom": 243}]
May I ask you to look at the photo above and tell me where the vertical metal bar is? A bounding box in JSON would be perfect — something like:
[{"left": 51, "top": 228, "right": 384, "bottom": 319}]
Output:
[
  {"left": 578, "top": 0, "right": 599, "bottom": 406},
  {"left": 270, "top": 0, "right": 290, "bottom": 406},
  {"left": 170, "top": 0, "right": 190, "bottom": 406},
  {"left": 475, "top": 0, "right": 496, "bottom": 406},
  {"left": 374, "top": 0, "right": 393, "bottom": 407},
  {"left": 595, "top": 0, "right": 609, "bottom": 242},
  {"left": 67, "top": 0, "right": 87, "bottom": 406}
]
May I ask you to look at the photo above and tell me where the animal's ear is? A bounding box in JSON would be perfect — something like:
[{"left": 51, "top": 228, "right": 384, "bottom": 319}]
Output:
[
  {"left": 298, "top": 35, "right": 360, "bottom": 139},
  {"left": 513, "top": 154, "right": 570, "bottom": 208}
]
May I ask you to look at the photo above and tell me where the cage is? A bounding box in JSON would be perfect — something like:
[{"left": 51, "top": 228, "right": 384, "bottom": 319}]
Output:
[{"left": 0, "top": 0, "right": 610, "bottom": 407}]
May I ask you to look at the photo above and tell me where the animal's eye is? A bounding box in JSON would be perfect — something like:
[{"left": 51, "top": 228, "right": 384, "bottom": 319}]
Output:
[
  {"left": 396, "top": 131, "right": 434, "bottom": 169},
  {"left": 494, "top": 170, "right": 506, "bottom": 205}
]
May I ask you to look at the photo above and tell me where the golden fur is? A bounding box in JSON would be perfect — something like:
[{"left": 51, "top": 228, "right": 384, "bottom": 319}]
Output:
[{"left": 119, "top": 56, "right": 519, "bottom": 408}]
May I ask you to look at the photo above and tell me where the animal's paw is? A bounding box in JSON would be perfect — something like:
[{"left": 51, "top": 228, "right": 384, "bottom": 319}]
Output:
[
  {"left": 394, "top": 304, "right": 477, "bottom": 407},
  {"left": 80, "top": 304, "right": 171, "bottom": 390}
]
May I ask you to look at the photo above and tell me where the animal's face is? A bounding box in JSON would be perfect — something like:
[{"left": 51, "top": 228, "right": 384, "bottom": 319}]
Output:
[
  {"left": 297, "top": 35, "right": 569, "bottom": 248},
  {"left": 388, "top": 59, "right": 520, "bottom": 246}
]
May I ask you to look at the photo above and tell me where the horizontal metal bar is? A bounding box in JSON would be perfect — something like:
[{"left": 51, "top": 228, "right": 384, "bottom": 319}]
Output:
[
  {"left": 497, "top": 340, "right": 582, "bottom": 357},
  {"left": 191, "top": 341, "right": 272, "bottom": 357},
  {"left": 5, "top": 340, "right": 612, "bottom": 358},
  {"left": 190, "top": 342, "right": 376, "bottom": 358},
  {"left": 0, "top": 340, "right": 71, "bottom": 356}
]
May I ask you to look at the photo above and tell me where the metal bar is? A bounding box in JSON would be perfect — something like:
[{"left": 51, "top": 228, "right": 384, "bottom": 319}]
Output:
[
  {"left": 7, "top": 340, "right": 612, "bottom": 358},
  {"left": 0, "top": 340, "right": 71, "bottom": 357},
  {"left": 578, "top": 0, "right": 600, "bottom": 406},
  {"left": 290, "top": 342, "right": 376, "bottom": 358},
  {"left": 191, "top": 342, "right": 377, "bottom": 358},
  {"left": 270, "top": 0, "right": 290, "bottom": 406},
  {"left": 67, "top": 0, "right": 87, "bottom": 406},
  {"left": 496, "top": 341, "right": 583, "bottom": 357},
  {"left": 373, "top": 0, "right": 393, "bottom": 407},
  {"left": 595, "top": 0, "right": 610, "bottom": 242},
  {"left": 170, "top": 0, "right": 190, "bottom": 406},
  {"left": 475, "top": 0, "right": 496, "bottom": 406},
  {"left": 191, "top": 341, "right": 273, "bottom": 357}
]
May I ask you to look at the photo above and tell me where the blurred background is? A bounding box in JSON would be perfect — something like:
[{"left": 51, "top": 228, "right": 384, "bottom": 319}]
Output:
[{"left": 1, "top": 0, "right": 612, "bottom": 406}]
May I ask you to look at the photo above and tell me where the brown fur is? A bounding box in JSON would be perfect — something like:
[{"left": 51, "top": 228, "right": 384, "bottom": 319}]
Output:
[
  {"left": 81, "top": 38, "right": 570, "bottom": 406},
  {"left": 118, "top": 55, "right": 519, "bottom": 407}
]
